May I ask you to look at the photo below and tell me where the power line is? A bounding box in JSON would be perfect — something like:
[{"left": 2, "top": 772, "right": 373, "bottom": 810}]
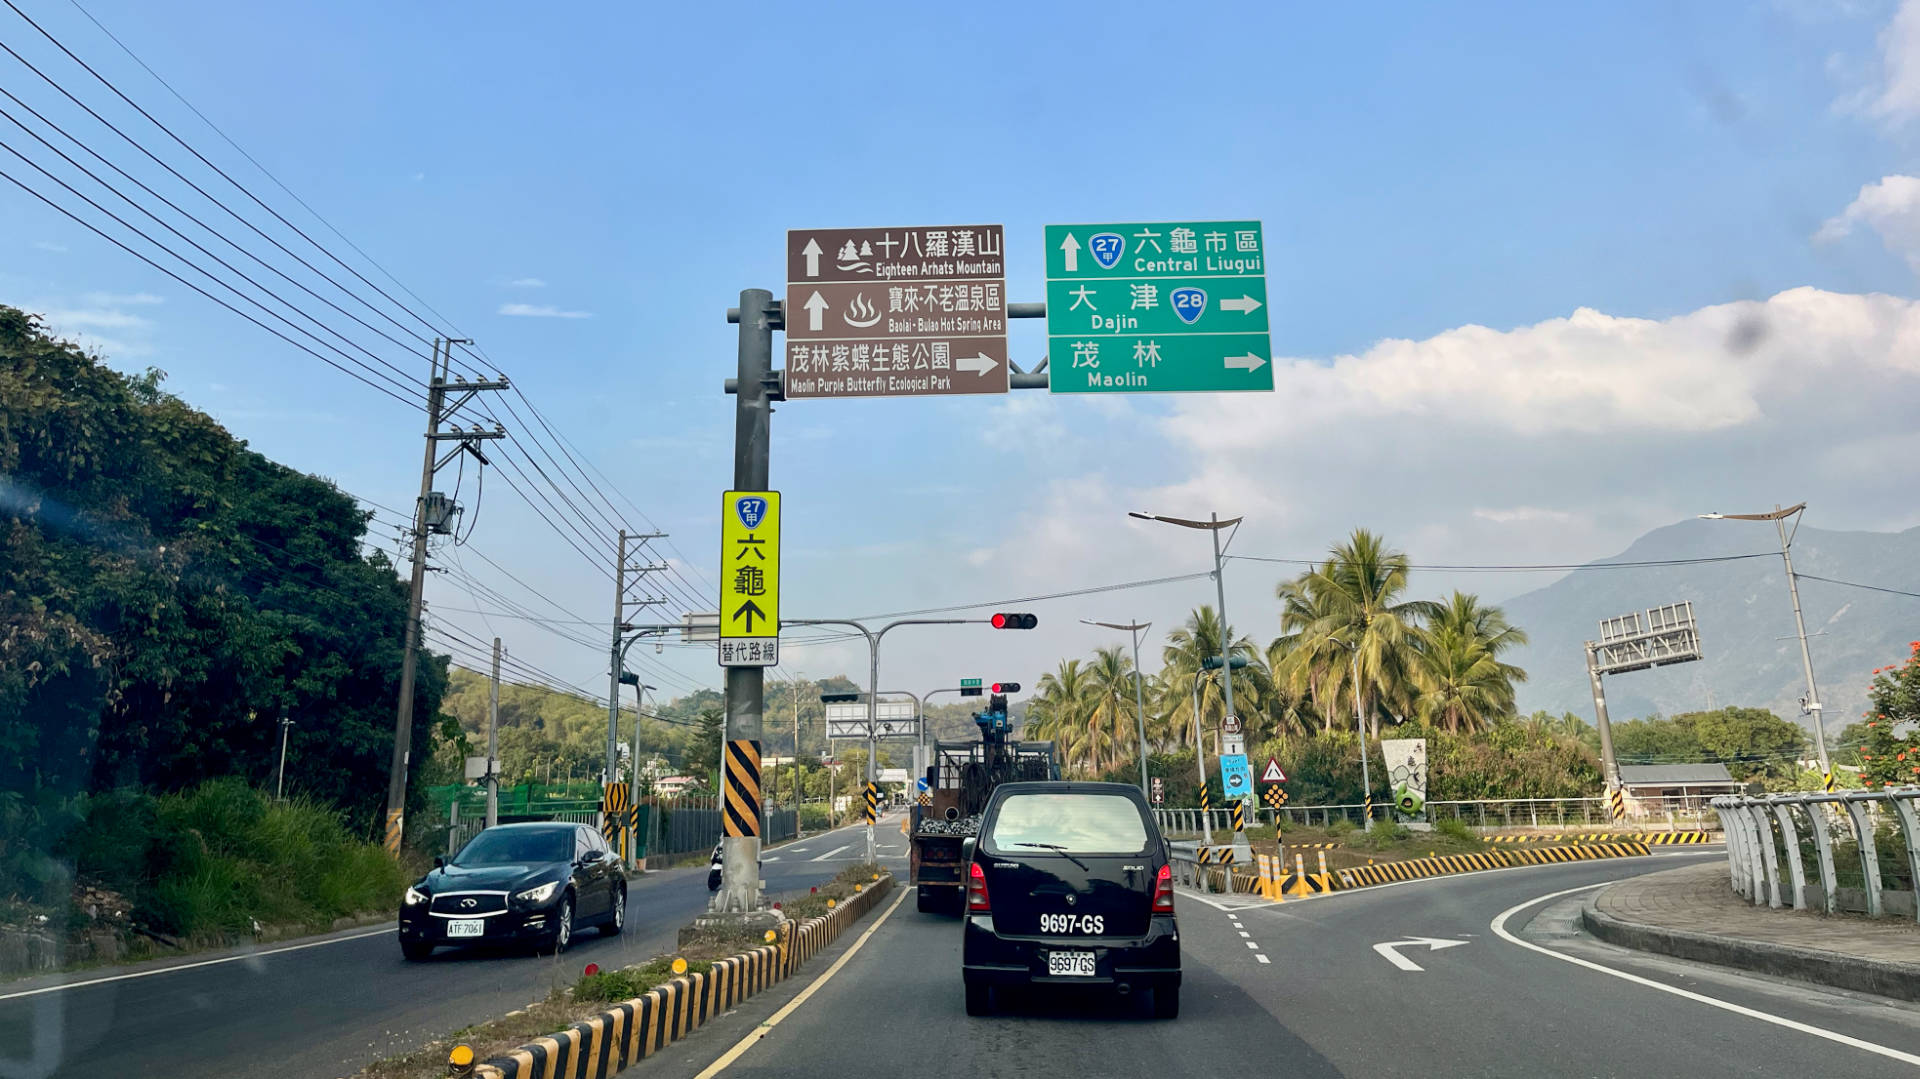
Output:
[
  {"left": 841, "top": 570, "right": 1216, "bottom": 622},
  {"left": 1796, "top": 574, "right": 1920, "bottom": 600},
  {"left": 1227, "top": 551, "right": 1781, "bottom": 573}
]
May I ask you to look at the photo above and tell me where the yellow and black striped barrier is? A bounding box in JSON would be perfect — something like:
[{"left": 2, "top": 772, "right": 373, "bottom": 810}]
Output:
[
  {"left": 1334, "top": 841, "right": 1652, "bottom": 890},
  {"left": 601, "top": 782, "right": 632, "bottom": 857},
  {"left": 472, "top": 877, "right": 895, "bottom": 1079},
  {"left": 863, "top": 781, "right": 880, "bottom": 825},
  {"left": 1608, "top": 787, "right": 1627, "bottom": 821},
  {"left": 1282, "top": 842, "right": 1341, "bottom": 850},
  {"left": 722, "top": 741, "right": 760, "bottom": 838},
  {"left": 1230, "top": 802, "right": 1246, "bottom": 833},
  {"left": 1195, "top": 845, "right": 1236, "bottom": 866},
  {"left": 1483, "top": 831, "right": 1716, "bottom": 845}
]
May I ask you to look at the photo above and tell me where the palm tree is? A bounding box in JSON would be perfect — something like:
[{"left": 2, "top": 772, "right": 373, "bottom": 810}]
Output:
[
  {"left": 1414, "top": 591, "right": 1529, "bottom": 732},
  {"left": 1282, "top": 530, "right": 1440, "bottom": 739},
  {"left": 1086, "top": 645, "right": 1142, "bottom": 776},
  {"left": 1033, "top": 659, "right": 1098, "bottom": 774},
  {"left": 1160, "top": 606, "right": 1268, "bottom": 751}
]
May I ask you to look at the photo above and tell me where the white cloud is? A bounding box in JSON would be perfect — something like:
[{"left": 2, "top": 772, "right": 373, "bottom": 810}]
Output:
[
  {"left": 508, "top": 277, "right": 547, "bottom": 288},
  {"left": 32, "top": 241, "right": 67, "bottom": 253},
  {"left": 42, "top": 307, "right": 153, "bottom": 331},
  {"left": 1816, "top": 174, "right": 1920, "bottom": 271},
  {"left": 939, "top": 287, "right": 1920, "bottom": 671},
  {"left": 81, "top": 291, "right": 163, "bottom": 306},
  {"left": 1846, "top": 0, "right": 1920, "bottom": 123},
  {"left": 498, "top": 303, "right": 591, "bottom": 319}
]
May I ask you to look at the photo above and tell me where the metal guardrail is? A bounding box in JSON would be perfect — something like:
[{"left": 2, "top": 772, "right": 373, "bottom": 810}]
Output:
[{"left": 1711, "top": 787, "right": 1920, "bottom": 921}]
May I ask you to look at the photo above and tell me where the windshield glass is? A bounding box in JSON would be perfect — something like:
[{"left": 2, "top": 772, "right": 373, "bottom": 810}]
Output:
[
  {"left": 987, "top": 793, "right": 1150, "bottom": 854},
  {"left": 452, "top": 828, "right": 570, "bottom": 867}
]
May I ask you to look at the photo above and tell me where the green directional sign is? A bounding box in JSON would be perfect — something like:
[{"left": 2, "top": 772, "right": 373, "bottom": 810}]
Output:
[
  {"left": 1044, "top": 221, "right": 1274, "bottom": 394},
  {"left": 959, "top": 678, "right": 982, "bottom": 688}
]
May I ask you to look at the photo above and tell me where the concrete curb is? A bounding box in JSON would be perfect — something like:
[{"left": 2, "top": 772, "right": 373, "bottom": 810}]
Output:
[
  {"left": 1580, "top": 894, "right": 1920, "bottom": 1003},
  {"left": 471, "top": 874, "right": 896, "bottom": 1079}
]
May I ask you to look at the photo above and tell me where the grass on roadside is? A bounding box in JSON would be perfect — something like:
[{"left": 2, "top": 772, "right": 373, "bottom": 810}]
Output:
[{"left": 772, "top": 863, "right": 883, "bottom": 922}]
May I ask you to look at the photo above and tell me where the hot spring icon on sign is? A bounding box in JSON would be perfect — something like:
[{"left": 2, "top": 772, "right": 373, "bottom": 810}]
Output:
[{"left": 735, "top": 496, "right": 768, "bottom": 531}]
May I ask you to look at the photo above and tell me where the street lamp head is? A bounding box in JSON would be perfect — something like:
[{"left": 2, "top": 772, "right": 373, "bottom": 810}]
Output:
[
  {"left": 1697, "top": 513, "right": 1725, "bottom": 520},
  {"left": 1128, "top": 510, "right": 1241, "bottom": 531}
]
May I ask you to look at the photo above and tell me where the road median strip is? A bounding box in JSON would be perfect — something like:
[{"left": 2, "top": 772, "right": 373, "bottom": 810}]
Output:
[
  {"left": 463, "top": 872, "right": 895, "bottom": 1079},
  {"left": 1336, "top": 842, "right": 1652, "bottom": 889}
]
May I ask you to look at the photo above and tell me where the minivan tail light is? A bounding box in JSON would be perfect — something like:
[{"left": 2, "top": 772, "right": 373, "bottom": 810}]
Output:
[
  {"left": 1152, "top": 864, "right": 1174, "bottom": 913},
  {"left": 967, "top": 861, "right": 991, "bottom": 912}
]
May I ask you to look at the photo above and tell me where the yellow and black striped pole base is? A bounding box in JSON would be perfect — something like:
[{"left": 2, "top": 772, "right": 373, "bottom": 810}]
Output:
[
  {"left": 1230, "top": 801, "right": 1246, "bottom": 834},
  {"left": 1822, "top": 770, "right": 1836, "bottom": 793},
  {"left": 723, "top": 741, "right": 762, "bottom": 838},
  {"left": 601, "top": 781, "right": 632, "bottom": 847},
  {"left": 384, "top": 808, "right": 404, "bottom": 857},
  {"left": 1607, "top": 786, "right": 1626, "bottom": 822},
  {"left": 863, "top": 781, "right": 880, "bottom": 825},
  {"left": 1198, "top": 784, "right": 1211, "bottom": 812}
]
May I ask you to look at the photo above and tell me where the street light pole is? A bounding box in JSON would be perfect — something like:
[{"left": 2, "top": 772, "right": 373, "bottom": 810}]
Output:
[
  {"left": 787, "top": 617, "right": 982, "bottom": 864},
  {"left": 1082, "top": 619, "right": 1153, "bottom": 796},
  {"left": 1191, "top": 670, "right": 1214, "bottom": 845},
  {"left": 1699, "top": 504, "right": 1831, "bottom": 773},
  {"left": 1131, "top": 510, "right": 1246, "bottom": 854}
]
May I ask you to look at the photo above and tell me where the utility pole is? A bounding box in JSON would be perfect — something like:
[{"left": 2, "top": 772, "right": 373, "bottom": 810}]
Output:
[
  {"left": 1584, "top": 641, "right": 1621, "bottom": 790},
  {"left": 606, "top": 530, "right": 668, "bottom": 786},
  {"left": 714, "top": 288, "right": 776, "bottom": 918},
  {"left": 385, "top": 338, "right": 507, "bottom": 857},
  {"left": 275, "top": 715, "right": 294, "bottom": 799},
  {"left": 1083, "top": 619, "right": 1152, "bottom": 795},
  {"left": 487, "top": 637, "right": 502, "bottom": 828},
  {"left": 1698, "top": 504, "right": 1831, "bottom": 777}
]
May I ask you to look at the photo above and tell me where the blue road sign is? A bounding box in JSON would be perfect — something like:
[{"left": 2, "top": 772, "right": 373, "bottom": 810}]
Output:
[{"left": 1219, "top": 754, "right": 1252, "bottom": 799}]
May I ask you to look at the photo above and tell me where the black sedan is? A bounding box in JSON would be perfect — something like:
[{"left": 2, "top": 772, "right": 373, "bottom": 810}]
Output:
[{"left": 399, "top": 821, "right": 626, "bottom": 960}]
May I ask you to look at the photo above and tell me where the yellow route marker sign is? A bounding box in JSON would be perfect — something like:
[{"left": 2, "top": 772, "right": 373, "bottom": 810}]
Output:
[{"left": 719, "top": 490, "right": 780, "bottom": 666}]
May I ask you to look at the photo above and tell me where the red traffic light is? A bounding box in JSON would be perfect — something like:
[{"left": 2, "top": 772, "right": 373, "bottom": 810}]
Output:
[
  {"left": 991, "top": 682, "right": 1021, "bottom": 694},
  {"left": 990, "top": 612, "right": 1037, "bottom": 630}
]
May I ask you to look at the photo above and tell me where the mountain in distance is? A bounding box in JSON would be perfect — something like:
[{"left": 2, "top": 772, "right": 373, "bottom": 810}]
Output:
[{"left": 1499, "top": 518, "right": 1920, "bottom": 742}]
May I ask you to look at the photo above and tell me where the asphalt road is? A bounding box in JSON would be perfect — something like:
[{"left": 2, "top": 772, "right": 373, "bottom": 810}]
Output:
[
  {"left": 0, "top": 815, "right": 910, "bottom": 1079},
  {"left": 633, "top": 850, "right": 1920, "bottom": 1079}
]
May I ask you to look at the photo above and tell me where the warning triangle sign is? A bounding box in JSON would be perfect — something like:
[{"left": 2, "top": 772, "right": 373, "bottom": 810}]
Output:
[{"left": 1261, "top": 756, "right": 1287, "bottom": 783}]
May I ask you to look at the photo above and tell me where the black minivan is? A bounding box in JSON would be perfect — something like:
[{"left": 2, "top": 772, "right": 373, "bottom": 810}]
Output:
[{"left": 960, "top": 781, "right": 1180, "bottom": 1018}]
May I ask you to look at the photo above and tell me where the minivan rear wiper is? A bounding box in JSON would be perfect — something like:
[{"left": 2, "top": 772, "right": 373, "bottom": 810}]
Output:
[{"left": 1013, "top": 842, "right": 1088, "bottom": 870}]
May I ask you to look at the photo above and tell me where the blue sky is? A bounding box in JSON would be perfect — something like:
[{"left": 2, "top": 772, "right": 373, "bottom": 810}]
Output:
[{"left": 7, "top": 0, "right": 1920, "bottom": 707}]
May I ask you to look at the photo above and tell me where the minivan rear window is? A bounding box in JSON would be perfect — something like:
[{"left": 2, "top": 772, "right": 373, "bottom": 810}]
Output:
[{"left": 986, "top": 793, "right": 1150, "bottom": 854}]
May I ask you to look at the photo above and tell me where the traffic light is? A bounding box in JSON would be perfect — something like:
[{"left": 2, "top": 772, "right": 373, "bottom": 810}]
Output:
[
  {"left": 1201, "top": 654, "right": 1250, "bottom": 671},
  {"left": 990, "top": 612, "right": 1038, "bottom": 629},
  {"left": 991, "top": 682, "right": 1021, "bottom": 694}
]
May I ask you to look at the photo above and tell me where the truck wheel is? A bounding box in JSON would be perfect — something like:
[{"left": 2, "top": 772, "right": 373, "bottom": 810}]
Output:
[{"left": 964, "top": 982, "right": 992, "bottom": 1016}]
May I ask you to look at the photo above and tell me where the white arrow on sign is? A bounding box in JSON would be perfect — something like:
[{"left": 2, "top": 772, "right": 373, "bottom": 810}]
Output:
[
  {"left": 1224, "top": 352, "right": 1268, "bottom": 373},
  {"left": 803, "top": 291, "right": 829, "bottom": 332},
  {"left": 1060, "top": 233, "right": 1081, "bottom": 273},
  {"left": 957, "top": 352, "right": 998, "bottom": 376},
  {"left": 1218, "top": 294, "right": 1263, "bottom": 315},
  {"left": 1372, "top": 937, "right": 1466, "bottom": 972},
  {"left": 802, "top": 238, "right": 823, "bottom": 278}
]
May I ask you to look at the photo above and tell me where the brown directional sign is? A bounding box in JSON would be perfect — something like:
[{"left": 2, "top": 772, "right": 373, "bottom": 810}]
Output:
[{"left": 785, "top": 225, "right": 1009, "bottom": 399}]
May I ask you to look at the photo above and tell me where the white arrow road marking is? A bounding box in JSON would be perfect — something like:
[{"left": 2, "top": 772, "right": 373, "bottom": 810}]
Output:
[
  {"left": 1372, "top": 936, "right": 1467, "bottom": 972},
  {"left": 803, "top": 291, "right": 828, "bottom": 332},
  {"left": 1218, "top": 294, "right": 1263, "bottom": 314},
  {"left": 956, "top": 352, "right": 998, "bottom": 376},
  {"left": 1059, "top": 232, "right": 1081, "bottom": 273},
  {"left": 802, "top": 237, "right": 822, "bottom": 277},
  {"left": 1224, "top": 352, "right": 1267, "bottom": 373}
]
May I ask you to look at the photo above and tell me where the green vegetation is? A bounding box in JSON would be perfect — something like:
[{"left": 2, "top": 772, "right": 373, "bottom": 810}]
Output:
[
  {"left": 1025, "top": 530, "right": 1532, "bottom": 776},
  {"left": 1855, "top": 641, "right": 1920, "bottom": 791},
  {"left": 1610, "top": 706, "right": 1808, "bottom": 784},
  {"left": 574, "top": 956, "right": 715, "bottom": 1004},
  {"left": 1, "top": 308, "right": 443, "bottom": 956}
]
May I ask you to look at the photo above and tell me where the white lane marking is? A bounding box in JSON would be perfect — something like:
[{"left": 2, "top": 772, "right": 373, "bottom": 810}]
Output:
[
  {"left": 1254, "top": 953, "right": 1271, "bottom": 964},
  {"left": 812, "top": 845, "right": 851, "bottom": 861},
  {"left": 763, "top": 856, "right": 781, "bottom": 862},
  {"left": 1237, "top": 931, "right": 1251, "bottom": 938},
  {"left": 0, "top": 925, "right": 395, "bottom": 1001},
  {"left": 694, "top": 887, "right": 911, "bottom": 1077},
  {"left": 1491, "top": 883, "right": 1920, "bottom": 1067},
  {"left": 790, "top": 848, "right": 810, "bottom": 853},
  {"left": 1245, "top": 940, "right": 1260, "bottom": 950},
  {"left": 1372, "top": 937, "right": 1467, "bottom": 972}
]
